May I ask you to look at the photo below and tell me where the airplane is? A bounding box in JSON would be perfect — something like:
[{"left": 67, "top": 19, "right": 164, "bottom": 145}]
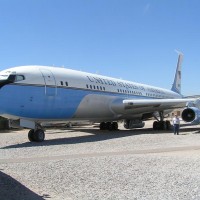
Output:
[{"left": 0, "top": 53, "right": 199, "bottom": 142}]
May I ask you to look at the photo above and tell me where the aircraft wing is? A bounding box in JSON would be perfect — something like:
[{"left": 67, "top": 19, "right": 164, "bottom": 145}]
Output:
[
  {"left": 123, "top": 98, "right": 196, "bottom": 109},
  {"left": 111, "top": 98, "right": 197, "bottom": 114}
]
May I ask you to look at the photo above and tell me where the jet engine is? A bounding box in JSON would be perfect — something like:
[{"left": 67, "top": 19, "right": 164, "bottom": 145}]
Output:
[{"left": 182, "top": 107, "right": 200, "bottom": 125}]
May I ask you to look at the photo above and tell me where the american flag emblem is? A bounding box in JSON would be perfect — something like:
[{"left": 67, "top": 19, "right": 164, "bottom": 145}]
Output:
[{"left": 178, "top": 71, "right": 181, "bottom": 79}]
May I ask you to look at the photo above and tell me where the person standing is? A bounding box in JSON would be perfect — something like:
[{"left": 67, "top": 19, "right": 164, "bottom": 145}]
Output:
[{"left": 172, "top": 114, "right": 180, "bottom": 135}]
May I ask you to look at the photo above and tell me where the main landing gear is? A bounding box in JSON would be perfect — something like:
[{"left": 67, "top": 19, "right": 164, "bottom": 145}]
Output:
[
  {"left": 28, "top": 129, "right": 45, "bottom": 142},
  {"left": 153, "top": 120, "right": 171, "bottom": 130},
  {"left": 153, "top": 111, "right": 171, "bottom": 130},
  {"left": 99, "top": 122, "right": 118, "bottom": 131}
]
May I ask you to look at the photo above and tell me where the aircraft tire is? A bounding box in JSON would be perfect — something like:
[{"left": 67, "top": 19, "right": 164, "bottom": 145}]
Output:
[
  {"left": 160, "top": 121, "right": 167, "bottom": 130},
  {"left": 108, "top": 122, "right": 113, "bottom": 131},
  {"left": 34, "top": 129, "right": 45, "bottom": 142},
  {"left": 28, "top": 129, "right": 35, "bottom": 142},
  {"left": 153, "top": 121, "right": 169, "bottom": 130},
  {"left": 108, "top": 122, "right": 118, "bottom": 131},
  {"left": 100, "top": 122, "right": 106, "bottom": 130},
  {"left": 105, "top": 122, "right": 111, "bottom": 130},
  {"left": 153, "top": 121, "right": 159, "bottom": 130},
  {"left": 112, "top": 122, "right": 118, "bottom": 130},
  {"left": 100, "top": 122, "right": 118, "bottom": 131},
  {"left": 166, "top": 120, "right": 171, "bottom": 130}
]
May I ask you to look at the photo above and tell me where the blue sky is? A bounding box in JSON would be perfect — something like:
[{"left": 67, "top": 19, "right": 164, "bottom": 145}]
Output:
[{"left": 0, "top": 0, "right": 199, "bottom": 95}]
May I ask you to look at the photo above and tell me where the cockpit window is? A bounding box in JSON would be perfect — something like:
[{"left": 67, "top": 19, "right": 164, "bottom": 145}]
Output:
[
  {"left": 8, "top": 75, "right": 25, "bottom": 82},
  {"left": 15, "top": 75, "right": 25, "bottom": 81}
]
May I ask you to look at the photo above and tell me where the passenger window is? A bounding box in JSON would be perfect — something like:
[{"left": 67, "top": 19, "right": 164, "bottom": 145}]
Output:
[
  {"left": 65, "top": 82, "right": 68, "bottom": 86},
  {"left": 60, "top": 81, "right": 63, "bottom": 85}
]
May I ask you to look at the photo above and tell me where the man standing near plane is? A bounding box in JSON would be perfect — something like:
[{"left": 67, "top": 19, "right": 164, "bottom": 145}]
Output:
[{"left": 172, "top": 114, "right": 180, "bottom": 135}]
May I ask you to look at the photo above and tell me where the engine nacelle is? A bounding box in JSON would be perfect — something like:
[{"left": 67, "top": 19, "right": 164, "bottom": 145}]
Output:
[
  {"left": 124, "top": 119, "right": 145, "bottom": 129},
  {"left": 182, "top": 107, "right": 200, "bottom": 125}
]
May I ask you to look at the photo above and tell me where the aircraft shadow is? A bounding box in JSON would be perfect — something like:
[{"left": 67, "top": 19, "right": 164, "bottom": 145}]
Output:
[
  {"left": 2, "top": 129, "right": 147, "bottom": 149},
  {"left": 2, "top": 126, "right": 200, "bottom": 149},
  {"left": 0, "top": 170, "right": 48, "bottom": 200}
]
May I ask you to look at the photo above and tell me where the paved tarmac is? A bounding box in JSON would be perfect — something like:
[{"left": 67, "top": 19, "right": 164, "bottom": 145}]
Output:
[{"left": 1, "top": 121, "right": 200, "bottom": 200}]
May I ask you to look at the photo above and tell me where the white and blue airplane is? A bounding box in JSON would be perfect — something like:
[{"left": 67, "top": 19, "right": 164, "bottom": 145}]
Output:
[{"left": 0, "top": 53, "right": 199, "bottom": 142}]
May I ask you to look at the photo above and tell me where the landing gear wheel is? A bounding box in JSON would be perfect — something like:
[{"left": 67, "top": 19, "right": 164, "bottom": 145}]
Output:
[
  {"left": 28, "top": 129, "right": 35, "bottom": 142},
  {"left": 100, "top": 122, "right": 119, "bottom": 131},
  {"left": 100, "top": 122, "right": 106, "bottom": 130},
  {"left": 153, "top": 121, "right": 169, "bottom": 130},
  {"left": 160, "top": 121, "right": 167, "bottom": 130},
  {"left": 166, "top": 120, "right": 171, "bottom": 130},
  {"left": 108, "top": 123, "right": 113, "bottom": 131},
  {"left": 106, "top": 122, "right": 111, "bottom": 130},
  {"left": 112, "top": 122, "right": 118, "bottom": 130},
  {"left": 153, "top": 121, "right": 159, "bottom": 130},
  {"left": 34, "top": 129, "right": 45, "bottom": 142}
]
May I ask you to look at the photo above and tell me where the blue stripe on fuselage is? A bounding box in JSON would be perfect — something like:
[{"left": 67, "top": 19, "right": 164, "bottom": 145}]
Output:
[
  {"left": 0, "top": 84, "right": 148, "bottom": 120},
  {"left": 0, "top": 84, "right": 89, "bottom": 119}
]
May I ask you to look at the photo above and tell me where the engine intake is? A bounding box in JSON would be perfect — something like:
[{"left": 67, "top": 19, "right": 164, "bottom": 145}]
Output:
[{"left": 182, "top": 107, "right": 200, "bottom": 124}]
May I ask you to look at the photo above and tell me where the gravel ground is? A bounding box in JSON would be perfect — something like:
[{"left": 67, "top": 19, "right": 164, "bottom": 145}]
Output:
[{"left": 1, "top": 121, "right": 200, "bottom": 200}]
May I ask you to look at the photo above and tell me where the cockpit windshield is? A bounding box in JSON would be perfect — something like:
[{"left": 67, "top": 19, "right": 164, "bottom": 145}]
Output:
[
  {"left": 0, "top": 74, "right": 25, "bottom": 88},
  {"left": 7, "top": 75, "right": 25, "bottom": 82}
]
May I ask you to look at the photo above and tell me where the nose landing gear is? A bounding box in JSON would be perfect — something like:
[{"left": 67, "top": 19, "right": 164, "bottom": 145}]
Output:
[{"left": 28, "top": 129, "right": 45, "bottom": 142}]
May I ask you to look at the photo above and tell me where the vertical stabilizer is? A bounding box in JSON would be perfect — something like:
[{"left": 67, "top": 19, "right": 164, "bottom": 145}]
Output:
[{"left": 171, "top": 52, "right": 183, "bottom": 94}]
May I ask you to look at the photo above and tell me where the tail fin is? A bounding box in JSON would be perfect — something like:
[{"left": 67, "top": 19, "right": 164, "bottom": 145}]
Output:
[{"left": 171, "top": 51, "right": 183, "bottom": 94}]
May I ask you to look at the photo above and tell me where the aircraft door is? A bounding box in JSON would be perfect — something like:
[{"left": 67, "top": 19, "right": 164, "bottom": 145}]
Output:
[{"left": 40, "top": 69, "right": 57, "bottom": 96}]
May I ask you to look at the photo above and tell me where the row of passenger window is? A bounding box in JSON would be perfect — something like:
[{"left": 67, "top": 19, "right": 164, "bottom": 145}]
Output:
[
  {"left": 146, "top": 93, "right": 171, "bottom": 98},
  {"left": 86, "top": 84, "right": 143, "bottom": 96},
  {"left": 58, "top": 81, "right": 172, "bottom": 99},
  {"left": 59, "top": 82, "right": 171, "bottom": 99},
  {"left": 86, "top": 84, "right": 106, "bottom": 91},
  {"left": 117, "top": 89, "right": 142, "bottom": 96}
]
